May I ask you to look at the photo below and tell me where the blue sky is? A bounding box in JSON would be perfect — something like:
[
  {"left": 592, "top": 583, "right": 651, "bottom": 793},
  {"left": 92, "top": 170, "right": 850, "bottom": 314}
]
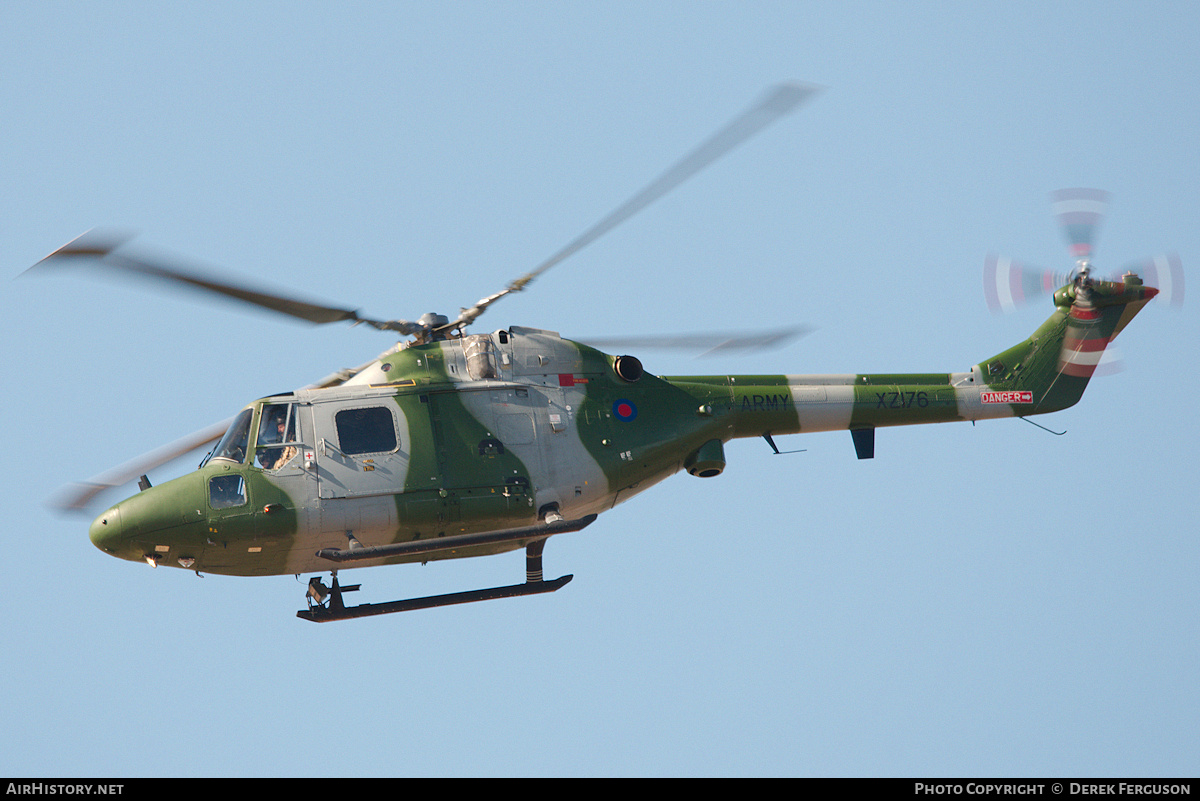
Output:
[{"left": 2, "top": 1, "right": 1197, "bottom": 777}]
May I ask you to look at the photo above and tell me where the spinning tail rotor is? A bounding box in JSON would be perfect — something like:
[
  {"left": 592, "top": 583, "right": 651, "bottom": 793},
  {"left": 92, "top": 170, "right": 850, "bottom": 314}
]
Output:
[
  {"left": 1052, "top": 187, "right": 1108, "bottom": 261},
  {"left": 983, "top": 188, "right": 1184, "bottom": 314}
]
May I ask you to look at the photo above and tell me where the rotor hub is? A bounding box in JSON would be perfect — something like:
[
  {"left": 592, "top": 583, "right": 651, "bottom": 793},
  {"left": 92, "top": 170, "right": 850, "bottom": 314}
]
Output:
[{"left": 418, "top": 312, "right": 450, "bottom": 329}]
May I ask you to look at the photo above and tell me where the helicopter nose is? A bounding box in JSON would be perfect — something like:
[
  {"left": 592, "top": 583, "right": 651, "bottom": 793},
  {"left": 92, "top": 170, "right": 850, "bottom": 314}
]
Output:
[{"left": 89, "top": 506, "right": 123, "bottom": 554}]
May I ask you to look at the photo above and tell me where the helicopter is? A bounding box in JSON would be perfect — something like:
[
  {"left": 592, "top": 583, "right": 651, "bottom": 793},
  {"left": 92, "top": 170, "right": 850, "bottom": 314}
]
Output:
[{"left": 30, "top": 83, "right": 1166, "bottom": 622}]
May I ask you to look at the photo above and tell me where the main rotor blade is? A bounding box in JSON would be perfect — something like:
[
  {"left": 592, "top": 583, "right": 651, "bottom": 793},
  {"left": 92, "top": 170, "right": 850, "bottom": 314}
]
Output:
[
  {"left": 28, "top": 230, "right": 415, "bottom": 330},
  {"left": 446, "top": 81, "right": 821, "bottom": 330},
  {"left": 578, "top": 325, "right": 812, "bottom": 357},
  {"left": 54, "top": 350, "right": 391, "bottom": 513},
  {"left": 50, "top": 418, "right": 233, "bottom": 513}
]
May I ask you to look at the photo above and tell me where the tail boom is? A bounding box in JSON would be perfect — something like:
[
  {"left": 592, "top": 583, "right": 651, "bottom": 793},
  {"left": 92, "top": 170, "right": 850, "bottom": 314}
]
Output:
[{"left": 667, "top": 274, "right": 1158, "bottom": 452}]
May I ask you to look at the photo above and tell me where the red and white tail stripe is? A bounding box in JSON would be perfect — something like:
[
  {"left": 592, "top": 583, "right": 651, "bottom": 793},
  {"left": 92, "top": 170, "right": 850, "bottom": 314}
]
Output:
[{"left": 1059, "top": 302, "right": 1110, "bottom": 378}]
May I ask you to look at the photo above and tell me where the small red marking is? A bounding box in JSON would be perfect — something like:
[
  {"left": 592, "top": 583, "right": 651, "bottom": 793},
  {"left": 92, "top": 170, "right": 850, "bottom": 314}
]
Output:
[
  {"left": 981, "top": 391, "right": 1033, "bottom": 404},
  {"left": 558, "top": 374, "right": 575, "bottom": 387}
]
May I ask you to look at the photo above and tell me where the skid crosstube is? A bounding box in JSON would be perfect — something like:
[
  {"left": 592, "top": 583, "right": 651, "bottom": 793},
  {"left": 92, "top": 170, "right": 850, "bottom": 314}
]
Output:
[{"left": 296, "top": 515, "right": 595, "bottom": 622}]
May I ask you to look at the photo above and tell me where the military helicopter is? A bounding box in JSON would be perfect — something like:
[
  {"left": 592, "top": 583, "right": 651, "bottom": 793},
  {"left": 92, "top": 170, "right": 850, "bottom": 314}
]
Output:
[{"left": 31, "top": 83, "right": 1166, "bottom": 622}]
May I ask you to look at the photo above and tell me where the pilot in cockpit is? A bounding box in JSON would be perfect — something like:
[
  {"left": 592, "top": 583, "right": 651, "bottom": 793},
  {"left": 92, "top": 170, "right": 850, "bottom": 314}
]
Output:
[{"left": 258, "top": 407, "right": 297, "bottom": 470}]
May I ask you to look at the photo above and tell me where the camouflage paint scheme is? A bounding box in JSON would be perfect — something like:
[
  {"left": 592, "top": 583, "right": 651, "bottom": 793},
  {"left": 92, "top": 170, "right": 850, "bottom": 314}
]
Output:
[{"left": 88, "top": 274, "right": 1158, "bottom": 578}]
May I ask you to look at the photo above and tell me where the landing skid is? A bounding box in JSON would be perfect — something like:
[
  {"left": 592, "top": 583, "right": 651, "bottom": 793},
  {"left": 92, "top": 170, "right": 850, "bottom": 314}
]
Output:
[
  {"left": 296, "top": 524, "right": 589, "bottom": 622},
  {"left": 296, "top": 572, "right": 573, "bottom": 622}
]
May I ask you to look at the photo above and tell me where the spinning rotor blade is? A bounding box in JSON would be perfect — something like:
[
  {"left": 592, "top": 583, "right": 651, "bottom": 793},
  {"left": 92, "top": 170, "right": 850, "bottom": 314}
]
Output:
[
  {"left": 444, "top": 81, "right": 821, "bottom": 331},
  {"left": 982, "top": 188, "right": 1108, "bottom": 314},
  {"left": 1123, "top": 253, "right": 1184, "bottom": 308},
  {"left": 305, "top": 353, "right": 397, "bottom": 389},
  {"left": 50, "top": 419, "right": 233, "bottom": 513},
  {"left": 984, "top": 188, "right": 1184, "bottom": 314},
  {"left": 984, "top": 251, "right": 1186, "bottom": 314},
  {"left": 28, "top": 230, "right": 426, "bottom": 335},
  {"left": 1052, "top": 187, "right": 1109, "bottom": 259},
  {"left": 52, "top": 352, "right": 386, "bottom": 513},
  {"left": 579, "top": 325, "right": 812, "bottom": 357},
  {"left": 983, "top": 188, "right": 1109, "bottom": 313},
  {"left": 983, "top": 254, "right": 1067, "bottom": 313},
  {"left": 50, "top": 354, "right": 379, "bottom": 513}
]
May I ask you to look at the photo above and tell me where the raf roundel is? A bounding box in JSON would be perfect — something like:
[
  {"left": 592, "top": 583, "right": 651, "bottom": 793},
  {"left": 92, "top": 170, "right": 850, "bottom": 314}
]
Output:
[{"left": 613, "top": 399, "right": 638, "bottom": 422}]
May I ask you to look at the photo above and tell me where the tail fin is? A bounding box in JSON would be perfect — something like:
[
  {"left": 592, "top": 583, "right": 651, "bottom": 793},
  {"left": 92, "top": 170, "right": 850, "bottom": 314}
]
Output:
[{"left": 979, "top": 274, "right": 1158, "bottom": 415}]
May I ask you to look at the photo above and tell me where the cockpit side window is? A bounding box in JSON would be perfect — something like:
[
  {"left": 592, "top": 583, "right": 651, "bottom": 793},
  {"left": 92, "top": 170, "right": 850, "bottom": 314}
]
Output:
[
  {"left": 256, "top": 402, "right": 300, "bottom": 470},
  {"left": 211, "top": 409, "right": 253, "bottom": 464},
  {"left": 209, "top": 474, "right": 246, "bottom": 509},
  {"left": 334, "top": 406, "right": 398, "bottom": 455}
]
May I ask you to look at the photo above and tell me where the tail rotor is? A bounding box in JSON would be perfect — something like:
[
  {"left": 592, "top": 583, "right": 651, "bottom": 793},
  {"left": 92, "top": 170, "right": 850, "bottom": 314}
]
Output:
[
  {"left": 983, "top": 188, "right": 1184, "bottom": 313},
  {"left": 1051, "top": 187, "right": 1109, "bottom": 261}
]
